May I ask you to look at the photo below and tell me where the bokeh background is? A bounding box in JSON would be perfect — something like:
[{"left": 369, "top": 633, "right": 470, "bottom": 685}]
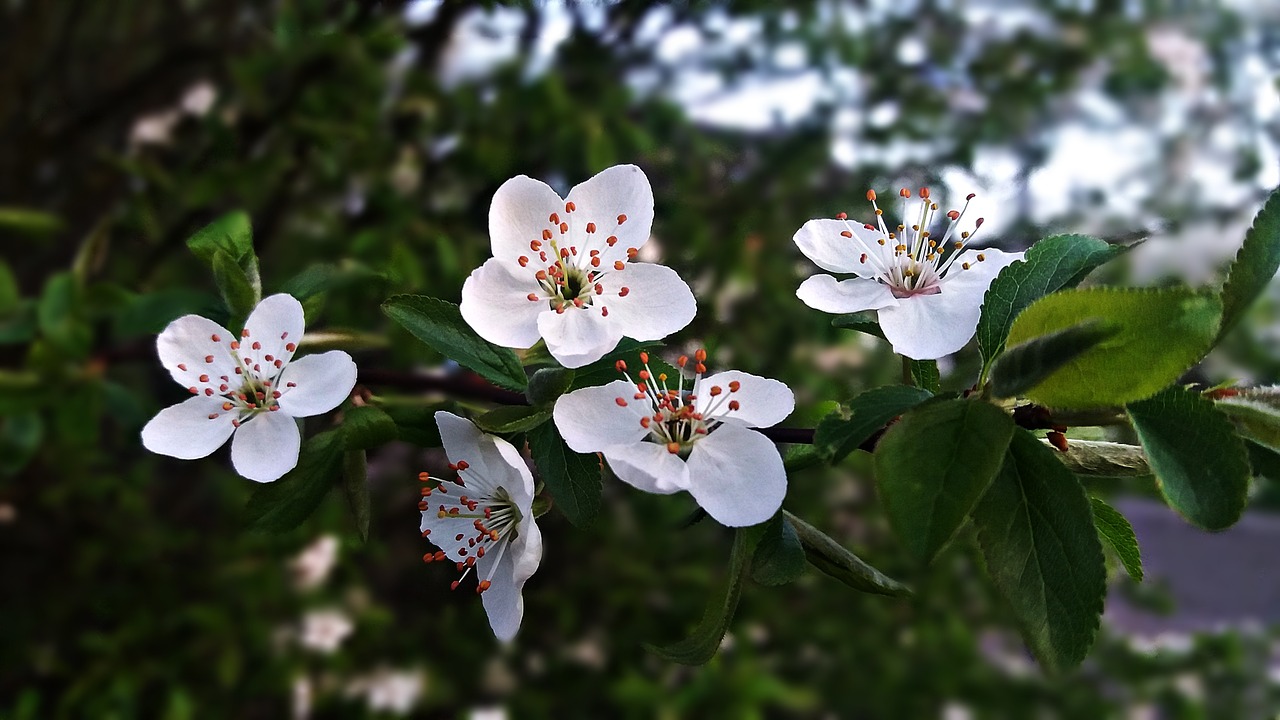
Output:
[{"left": 4, "top": 0, "right": 1280, "bottom": 717}]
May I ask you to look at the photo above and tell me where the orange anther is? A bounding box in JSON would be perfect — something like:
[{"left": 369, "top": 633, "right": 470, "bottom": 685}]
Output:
[
  {"left": 866, "top": 190, "right": 877, "bottom": 201},
  {"left": 666, "top": 442, "right": 681, "bottom": 454}
]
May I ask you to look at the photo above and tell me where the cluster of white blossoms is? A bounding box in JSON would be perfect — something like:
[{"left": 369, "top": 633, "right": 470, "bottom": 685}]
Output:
[{"left": 142, "top": 164, "right": 1018, "bottom": 643}]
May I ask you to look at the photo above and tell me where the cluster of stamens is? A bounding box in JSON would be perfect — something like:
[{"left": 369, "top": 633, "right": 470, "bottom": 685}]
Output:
[
  {"left": 178, "top": 328, "right": 299, "bottom": 426},
  {"left": 835, "top": 187, "right": 986, "bottom": 297},
  {"left": 612, "top": 350, "right": 744, "bottom": 455},
  {"left": 519, "top": 201, "right": 639, "bottom": 316},
  {"left": 418, "top": 460, "right": 522, "bottom": 595}
]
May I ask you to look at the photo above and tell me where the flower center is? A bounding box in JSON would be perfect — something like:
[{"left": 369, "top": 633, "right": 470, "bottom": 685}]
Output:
[
  {"left": 183, "top": 328, "right": 297, "bottom": 426},
  {"left": 519, "top": 203, "right": 640, "bottom": 318},
  {"left": 611, "top": 349, "right": 744, "bottom": 456},
  {"left": 418, "top": 463, "right": 522, "bottom": 595}
]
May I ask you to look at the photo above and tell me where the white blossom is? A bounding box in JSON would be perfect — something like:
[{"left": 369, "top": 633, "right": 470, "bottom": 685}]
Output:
[
  {"left": 298, "top": 608, "right": 354, "bottom": 655},
  {"left": 346, "top": 668, "right": 425, "bottom": 715},
  {"left": 460, "top": 165, "right": 696, "bottom": 368},
  {"left": 141, "top": 294, "right": 357, "bottom": 482},
  {"left": 290, "top": 534, "right": 340, "bottom": 591}
]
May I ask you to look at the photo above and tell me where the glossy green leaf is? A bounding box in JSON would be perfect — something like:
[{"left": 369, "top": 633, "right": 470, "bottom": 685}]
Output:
[
  {"left": 211, "top": 250, "right": 258, "bottom": 327},
  {"left": 814, "top": 385, "right": 933, "bottom": 462},
  {"left": 785, "top": 511, "right": 911, "bottom": 597},
  {"left": 1219, "top": 188, "right": 1280, "bottom": 341},
  {"left": 474, "top": 404, "right": 552, "bottom": 434},
  {"left": 342, "top": 405, "right": 398, "bottom": 450},
  {"left": 1127, "top": 385, "right": 1250, "bottom": 530},
  {"left": 245, "top": 430, "right": 343, "bottom": 533},
  {"left": 1004, "top": 288, "right": 1221, "bottom": 408},
  {"left": 342, "top": 449, "right": 371, "bottom": 542},
  {"left": 382, "top": 294, "right": 527, "bottom": 391},
  {"left": 525, "top": 367, "right": 576, "bottom": 406},
  {"left": 971, "top": 428, "right": 1106, "bottom": 674},
  {"left": 989, "top": 320, "right": 1119, "bottom": 399},
  {"left": 186, "top": 211, "right": 254, "bottom": 264},
  {"left": 1214, "top": 395, "right": 1280, "bottom": 452},
  {"left": 750, "top": 513, "right": 806, "bottom": 586},
  {"left": 874, "top": 398, "right": 1015, "bottom": 562},
  {"left": 646, "top": 523, "right": 766, "bottom": 664},
  {"left": 1089, "top": 497, "right": 1143, "bottom": 582},
  {"left": 527, "top": 421, "right": 601, "bottom": 528},
  {"left": 909, "top": 359, "right": 940, "bottom": 393},
  {"left": 782, "top": 444, "right": 824, "bottom": 472},
  {"left": 977, "top": 233, "right": 1129, "bottom": 366}
]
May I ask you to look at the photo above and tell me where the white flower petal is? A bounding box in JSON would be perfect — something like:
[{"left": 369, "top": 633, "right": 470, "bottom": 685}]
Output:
[
  {"left": 695, "top": 371, "right": 794, "bottom": 428},
  {"left": 242, "top": 294, "right": 306, "bottom": 382},
  {"left": 796, "top": 274, "right": 898, "bottom": 314},
  {"left": 565, "top": 164, "right": 654, "bottom": 266},
  {"left": 156, "top": 314, "right": 240, "bottom": 394},
  {"left": 275, "top": 351, "right": 357, "bottom": 417},
  {"left": 553, "top": 380, "right": 650, "bottom": 453},
  {"left": 230, "top": 410, "right": 301, "bottom": 482},
  {"left": 434, "top": 411, "right": 534, "bottom": 501},
  {"left": 685, "top": 424, "right": 786, "bottom": 527},
  {"left": 536, "top": 308, "right": 622, "bottom": 369},
  {"left": 596, "top": 262, "right": 696, "bottom": 342},
  {"left": 480, "top": 517, "right": 542, "bottom": 642},
  {"left": 939, "top": 247, "right": 1024, "bottom": 295},
  {"left": 489, "top": 175, "right": 566, "bottom": 274},
  {"left": 141, "top": 395, "right": 238, "bottom": 459},
  {"left": 602, "top": 441, "right": 690, "bottom": 495},
  {"left": 459, "top": 258, "right": 546, "bottom": 350},
  {"left": 793, "top": 218, "right": 883, "bottom": 276}
]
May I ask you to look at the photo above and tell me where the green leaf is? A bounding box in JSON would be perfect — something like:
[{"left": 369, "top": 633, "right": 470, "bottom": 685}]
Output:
[
  {"left": 379, "top": 404, "right": 444, "bottom": 447},
  {"left": 0, "top": 261, "right": 18, "bottom": 316},
  {"left": 1090, "top": 497, "right": 1143, "bottom": 582},
  {"left": 971, "top": 428, "right": 1106, "bottom": 674},
  {"left": 474, "top": 404, "right": 552, "bottom": 434},
  {"left": 750, "top": 513, "right": 806, "bottom": 586},
  {"left": 874, "top": 398, "right": 1015, "bottom": 562},
  {"left": 814, "top": 385, "right": 933, "bottom": 462},
  {"left": 186, "top": 211, "right": 254, "bottom": 264},
  {"left": 1004, "top": 288, "right": 1222, "bottom": 409},
  {"left": 782, "top": 444, "right": 823, "bottom": 472},
  {"left": 832, "top": 313, "right": 885, "bottom": 339},
  {"left": 1219, "top": 188, "right": 1280, "bottom": 341},
  {"left": 278, "top": 261, "right": 381, "bottom": 301},
  {"left": 785, "top": 511, "right": 911, "bottom": 597},
  {"left": 568, "top": 339, "right": 677, "bottom": 391},
  {"left": 342, "top": 405, "right": 398, "bottom": 450},
  {"left": 1214, "top": 395, "right": 1280, "bottom": 452},
  {"left": 382, "top": 294, "right": 527, "bottom": 391},
  {"left": 342, "top": 449, "right": 371, "bottom": 542},
  {"left": 0, "top": 412, "right": 43, "bottom": 478},
  {"left": 245, "top": 430, "right": 343, "bottom": 533},
  {"left": 646, "top": 523, "right": 766, "bottom": 664},
  {"left": 525, "top": 367, "right": 576, "bottom": 406},
  {"left": 0, "top": 207, "right": 62, "bottom": 235},
  {"left": 977, "top": 233, "right": 1129, "bottom": 366},
  {"left": 989, "top": 320, "right": 1120, "bottom": 399},
  {"left": 1127, "top": 385, "right": 1251, "bottom": 530},
  {"left": 910, "top": 359, "right": 940, "bottom": 392},
  {"left": 527, "top": 421, "right": 601, "bottom": 528},
  {"left": 1247, "top": 440, "right": 1280, "bottom": 481},
  {"left": 37, "top": 272, "right": 89, "bottom": 357},
  {"left": 211, "top": 250, "right": 258, "bottom": 327}
]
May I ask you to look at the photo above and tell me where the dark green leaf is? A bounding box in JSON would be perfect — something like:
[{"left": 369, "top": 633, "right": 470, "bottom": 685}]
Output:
[
  {"left": 1214, "top": 395, "right": 1280, "bottom": 452},
  {"left": 380, "top": 404, "right": 444, "bottom": 447},
  {"left": 1247, "top": 440, "right": 1280, "bottom": 481},
  {"left": 989, "top": 320, "right": 1120, "bottom": 398},
  {"left": 1090, "top": 497, "right": 1143, "bottom": 582},
  {"left": 0, "top": 261, "right": 18, "bottom": 316},
  {"left": 750, "top": 513, "right": 806, "bottom": 586},
  {"left": 37, "top": 272, "right": 89, "bottom": 357},
  {"left": 785, "top": 511, "right": 911, "bottom": 597},
  {"left": 832, "top": 313, "right": 885, "bottom": 339},
  {"left": 186, "top": 211, "right": 254, "bottom": 264},
  {"left": 874, "top": 398, "right": 1015, "bottom": 562},
  {"left": 814, "top": 385, "right": 933, "bottom": 462},
  {"left": 782, "top": 444, "right": 824, "bottom": 472},
  {"left": 525, "top": 367, "right": 576, "bottom": 406},
  {"left": 527, "top": 421, "right": 601, "bottom": 528},
  {"left": 342, "top": 405, "right": 398, "bottom": 450},
  {"left": 245, "top": 430, "right": 343, "bottom": 533},
  {"left": 971, "top": 428, "right": 1106, "bottom": 674},
  {"left": 0, "top": 412, "right": 43, "bottom": 478},
  {"left": 211, "top": 250, "right": 258, "bottom": 327},
  {"left": 977, "top": 233, "right": 1129, "bottom": 367},
  {"left": 474, "top": 404, "right": 552, "bottom": 434},
  {"left": 646, "top": 523, "right": 766, "bottom": 664},
  {"left": 909, "top": 359, "right": 940, "bottom": 393},
  {"left": 381, "top": 294, "right": 527, "bottom": 391},
  {"left": 1004, "top": 288, "right": 1222, "bottom": 408},
  {"left": 1219, "top": 188, "right": 1280, "bottom": 341},
  {"left": 568, "top": 338, "right": 676, "bottom": 391},
  {"left": 1127, "top": 385, "right": 1251, "bottom": 530},
  {"left": 278, "top": 262, "right": 381, "bottom": 301},
  {"left": 342, "top": 449, "right": 371, "bottom": 542}
]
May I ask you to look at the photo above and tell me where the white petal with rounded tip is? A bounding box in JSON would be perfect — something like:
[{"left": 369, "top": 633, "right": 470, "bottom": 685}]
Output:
[
  {"left": 141, "top": 395, "right": 238, "bottom": 459},
  {"left": 602, "top": 441, "right": 690, "bottom": 495},
  {"left": 597, "top": 262, "right": 697, "bottom": 342},
  {"left": 489, "top": 175, "right": 565, "bottom": 274},
  {"left": 553, "top": 380, "right": 650, "bottom": 453},
  {"left": 793, "top": 218, "right": 883, "bottom": 276},
  {"left": 695, "top": 371, "right": 794, "bottom": 428},
  {"left": 796, "top": 274, "right": 898, "bottom": 314},
  {"left": 685, "top": 424, "right": 786, "bottom": 527},
  {"left": 242, "top": 294, "right": 306, "bottom": 383},
  {"left": 276, "top": 351, "right": 357, "bottom": 417},
  {"left": 459, "top": 258, "right": 545, "bottom": 350},
  {"left": 434, "top": 411, "right": 531, "bottom": 498},
  {"left": 939, "top": 247, "right": 1023, "bottom": 295},
  {"left": 156, "top": 314, "right": 239, "bottom": 393},
  {"left": 489, "top": 431, "right": 537, "bottom": 510},
  {"left": 536, "top": 308, "right": 621, "bottom": 369},
  {"left": 480, "top": 517, "right": 542, "bottom": 642},
  {"left": 230, "top": 410, "right": 301, "bottom": 482},
  {"left": 565, "top": 164, "right": 654, "bottom": 266}
]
